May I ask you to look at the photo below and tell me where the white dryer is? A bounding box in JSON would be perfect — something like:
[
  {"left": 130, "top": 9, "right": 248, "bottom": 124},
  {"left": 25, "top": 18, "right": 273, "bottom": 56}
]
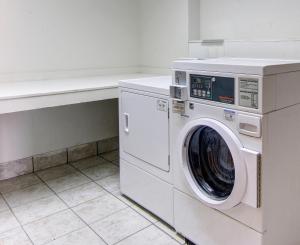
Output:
[
  {"left": 119, "top": 76, "right": 173, "bottom": 225},
  {"left": 170, "top": 58, "right": 300, "bottom": 245}
]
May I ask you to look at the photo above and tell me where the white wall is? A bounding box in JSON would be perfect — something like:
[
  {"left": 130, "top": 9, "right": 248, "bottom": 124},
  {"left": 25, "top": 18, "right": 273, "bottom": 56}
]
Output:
[
  {"left": 189, "top": 0, "right": 300, "bottom": 59},
  {"left": 0, "top": 0, "right": 189, "bottom": 163},
  {"left": 0, "top": 0, "right": 139, "bottom": 162},
  {"left": 0, "top": 0, "right": 190, "bottom": 79},
  {"left": 0, "top": 100, "right": 118, "bottom": 163},
  {"left": 0, "top": 0, "right": 140, "bottom": 82},
  {"left": 138, "top": 0, "right": 189, "bottom": 73},
  {"left": 199, "top": 0, "right": 300, "bottom": 40}
]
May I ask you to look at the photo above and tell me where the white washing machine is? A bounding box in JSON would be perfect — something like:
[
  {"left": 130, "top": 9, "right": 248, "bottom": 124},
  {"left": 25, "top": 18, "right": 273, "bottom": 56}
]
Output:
[
  {"left": 170, "top": 58, "right": 300, "bottom": 245},
  {"left": 119, "top": 76, "right": 173, "bottom": 225}
]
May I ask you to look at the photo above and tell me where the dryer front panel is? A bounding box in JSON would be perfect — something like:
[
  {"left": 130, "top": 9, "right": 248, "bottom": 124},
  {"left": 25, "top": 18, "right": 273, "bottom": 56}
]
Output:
[{"left": 120, "top": 91, "right": 169, "bottom": 172}]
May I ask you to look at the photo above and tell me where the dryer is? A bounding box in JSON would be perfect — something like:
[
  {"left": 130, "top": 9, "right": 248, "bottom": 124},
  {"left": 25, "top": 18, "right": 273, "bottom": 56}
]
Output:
[
  {"left": 119, "top": 76, "right": 173, "bottom": 225},
  {"left": 170, "top": 58, "right": 300, "bottom": 245}
]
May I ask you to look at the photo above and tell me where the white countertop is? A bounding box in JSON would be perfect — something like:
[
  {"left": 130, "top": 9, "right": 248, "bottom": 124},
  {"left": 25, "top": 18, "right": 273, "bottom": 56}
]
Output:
[{"left": 0, "top": 73, "right": 159, "bottom": 114}]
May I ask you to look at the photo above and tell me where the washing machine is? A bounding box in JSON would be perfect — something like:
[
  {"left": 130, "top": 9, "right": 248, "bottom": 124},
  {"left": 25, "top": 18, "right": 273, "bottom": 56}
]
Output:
[
  {"left": 119, "top": 76, "right": 173, "bottom": 225},
  {"left": 170, "top": 58, "right": 300, "bottom": 245}
]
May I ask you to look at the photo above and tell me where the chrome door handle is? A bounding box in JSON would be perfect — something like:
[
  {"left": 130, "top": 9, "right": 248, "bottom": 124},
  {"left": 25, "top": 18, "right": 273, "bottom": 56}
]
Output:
[{"left": 124, "top": 113, "right": 129, "bottom": 133}]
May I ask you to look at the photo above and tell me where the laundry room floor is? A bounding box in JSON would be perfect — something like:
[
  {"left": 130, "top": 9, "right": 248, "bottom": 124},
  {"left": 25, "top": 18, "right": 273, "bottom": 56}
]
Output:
[{"left": 0, "top": 151, "right": 185, "bottom": 245}]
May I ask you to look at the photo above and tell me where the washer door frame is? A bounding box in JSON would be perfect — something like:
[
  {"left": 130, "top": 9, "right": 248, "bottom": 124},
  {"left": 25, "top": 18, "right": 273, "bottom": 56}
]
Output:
[{"left": 178, "top": 118, "right": 247, "bottom": 210}]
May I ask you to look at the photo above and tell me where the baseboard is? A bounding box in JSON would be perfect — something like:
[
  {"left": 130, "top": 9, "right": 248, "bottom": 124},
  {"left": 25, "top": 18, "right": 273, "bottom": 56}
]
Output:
[{"left": 0, "top": 136, "right": 119, "bottom": 181}]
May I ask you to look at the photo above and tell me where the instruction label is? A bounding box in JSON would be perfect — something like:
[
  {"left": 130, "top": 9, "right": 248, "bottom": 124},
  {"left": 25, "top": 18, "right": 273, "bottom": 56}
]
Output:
[{"left": 239, "top": 79, "right": 259, "bottom": 109}]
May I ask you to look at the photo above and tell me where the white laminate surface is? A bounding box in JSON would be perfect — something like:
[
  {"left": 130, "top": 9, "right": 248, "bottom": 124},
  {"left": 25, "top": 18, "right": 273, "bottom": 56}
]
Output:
[{"left": 0, "top": 73, "right": 158, "bottom": 114}]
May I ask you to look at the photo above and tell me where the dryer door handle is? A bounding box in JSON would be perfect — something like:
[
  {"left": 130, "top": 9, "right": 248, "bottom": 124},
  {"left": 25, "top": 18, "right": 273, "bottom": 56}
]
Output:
[{"left": 124, "top": 113, "right": 129, "bottom": 133}]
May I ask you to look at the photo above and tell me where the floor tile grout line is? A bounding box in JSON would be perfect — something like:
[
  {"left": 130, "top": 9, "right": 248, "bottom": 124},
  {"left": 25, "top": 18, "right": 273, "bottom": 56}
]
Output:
[
  {"left": 40, "top": 226, "right": 87, "bottom": 245},
  {"left": 0, "top": 193, "right": 35, "bottom": 245},
  {"left": 70, "top": 153, "right": 118, "bottom": 173},
  {"left": 0, "top": 152, "right": 118, "bottom": 195},
  {"left": 35, "top": 167, "right": 146, "bottom": 245},
  {"left": 1, "top": 174, "right": 151, "bottom": 226},
  {"left": 5, "top": 192, "right": 57, "bottom": 210},
  {"left": 35, "top": 163, "right": 81, "bottom": 182},
  {"left": 37, "top": 168, "right": 85, "bottom": 183},
  {"left": 54, "top": 179, "right": 97, "bottom": 194},
  {"left": 87, "top": 206, "right": 129, "bottom": 226},
  {"left": 64, "top": 203, "right": 129, "bottom": 244},
  {"left": 2, "top": 176, "right": 96, "bottom": 210},
  {"left": 35, "top": 164, "right": 100, "bottom": 194},
  {"left": 90, "top": 180, "right": 163, "bottom": 226},
  {"left": 103, "top": 186, "right": 183, "bottom": 244},
  {"left": 35, "top": 173, "right": 110, "bottom": 245},
  {"left": 92, "top": 176, "right": 119, "bottom": 190},
  {"left": 21, "top": 206, "right": 70, "bottom": 226},
  {"left": 0, "top": 153, "right": 117, "bottom": 197},
  {"left": 26, "top": 177, "right": 120, "bottom": 211},
  {"left": 0, "top": 155, "right": 121, "bottom": 243},
  {"left": 50, "top": 175, "right": 121, "bottom": 210},
  {"left": 100, "top": 155, "right": 119, "bottom": 161},
  {"left": 100, "top": 156, "right": 119, "bottom": 165},
  {"left": 140, "top": 211, "right": 184, "bottom": 244},
  {"left": 111, "top": 223, "right": 153, "bottom": 245},
  {"left": 72, "top": 163, "right": 119, "bottom": 180},
  {"left": 64, "top": 190, "right": 110, "bottom": 209},
  {"left": 0, "top": 156, "right": 104, "bottom": 196},
  {"left": 72, "top": 157, "right": 119, "bottom": 185},
  {"left": 92, "top": 180, "right": 137, "bottom": 209},
  {"left": 124, "top": 222, "right": 183, "bottom": 245},
  {"left": 81, "top": 171, "right": 119, "bottom": 184},
  {"left": 112, "top": 222, "right": 182, "bottom": 245},
  {"left": 0, "top": 206, "right": 17, "bottom": 216},
  {"left": 101, "top": 151, "right": 119, "bottom": 166},
  {"left": 0, "top": 175, "right": 42, "bottom": 196},
  {"left": 45, "top": 179, "right": 92, "bottom": 195},
  {"left": 98, "top": 150, "right": 119, "bottom": 163},
  {"left": 105, "top": 188, "right": 160, "bottom": 225},
  {"left": 126, "top": 204, "right": 159, "bottom": 224},
  {"left": 6, "top": 178, "right": 72, "bottom": 227},
  {"left": 105, "top": 159, "right": 120, "bottom": 168},
  {"left": 152, "top": 221, "right": 186, "bottom": 244},
  {"left": 1, "top": 177, "right": 103, "bottom": 212},
  {"left": 1, "top": 181, "right": 59, "bottom": 207},
  {"left": 30, "top": 156, "right": 117, "bottom": 194},
  {"left": 109, "top": 192, "right": 136, "bottom": 207},
  {"left": 0, "top": 156, "right": 118, "bottom": 230},
  {"left": 1, "top": 155, "right": 182, "bottom": 244},
  {"left": 86, "top": 174, "right": 115, "bottom": 183}
]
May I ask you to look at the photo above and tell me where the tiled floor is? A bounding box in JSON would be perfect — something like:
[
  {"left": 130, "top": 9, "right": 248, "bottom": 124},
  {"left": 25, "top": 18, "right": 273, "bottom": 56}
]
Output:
[{"left": 0, "top": 151, "right": 186, "bottom": 245}]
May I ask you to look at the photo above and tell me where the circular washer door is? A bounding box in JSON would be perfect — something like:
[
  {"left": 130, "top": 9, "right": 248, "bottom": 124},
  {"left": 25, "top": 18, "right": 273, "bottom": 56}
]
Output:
[{"left": 179, "top": 118, "right": 247, "bottom": 210}]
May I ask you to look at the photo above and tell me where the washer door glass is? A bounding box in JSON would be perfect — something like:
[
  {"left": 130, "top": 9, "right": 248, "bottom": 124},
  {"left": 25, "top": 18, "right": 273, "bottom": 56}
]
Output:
[{"left": 188, "top": 126, "right": 235, "bottom": 200}]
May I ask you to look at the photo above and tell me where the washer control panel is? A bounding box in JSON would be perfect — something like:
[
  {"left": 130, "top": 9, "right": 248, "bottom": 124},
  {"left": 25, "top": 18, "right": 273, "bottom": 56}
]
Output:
[{"left": 190, "top": 74, "right": 235, "bottom": 105}]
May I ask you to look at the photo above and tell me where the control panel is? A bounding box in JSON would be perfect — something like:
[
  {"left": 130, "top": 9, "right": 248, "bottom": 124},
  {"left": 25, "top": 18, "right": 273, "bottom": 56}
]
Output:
[{"left": 190, "top": 75, "right": 235, "bottom": 105}]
